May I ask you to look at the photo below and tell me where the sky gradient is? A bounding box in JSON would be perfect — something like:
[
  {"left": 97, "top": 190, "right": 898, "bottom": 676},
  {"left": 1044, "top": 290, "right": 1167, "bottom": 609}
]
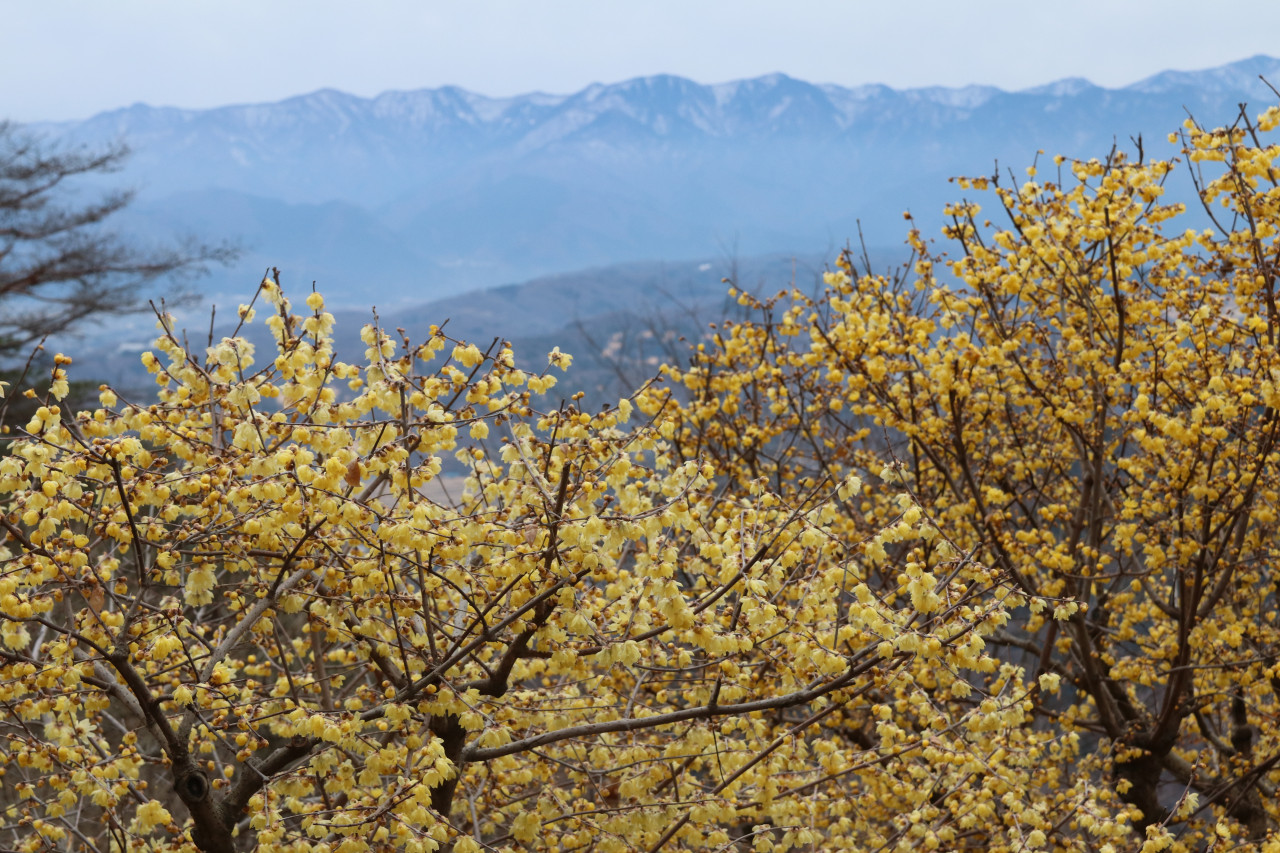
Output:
[{"left": 6, "top": 1, "right": 1280, "bottom": 122}]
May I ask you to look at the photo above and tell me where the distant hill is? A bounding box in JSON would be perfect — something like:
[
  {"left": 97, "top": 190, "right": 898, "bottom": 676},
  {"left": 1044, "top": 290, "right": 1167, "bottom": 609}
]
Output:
[
  {"left": 32, "top": 55, "right": 1280, "bottom": 308},
  {"left": 64, "top": 250, "right": 865, "bottom": 409}
]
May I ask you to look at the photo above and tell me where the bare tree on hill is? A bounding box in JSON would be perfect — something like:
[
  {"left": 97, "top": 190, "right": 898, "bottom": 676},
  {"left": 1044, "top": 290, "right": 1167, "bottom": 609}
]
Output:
[{"left": 0, "top": 120, "right": 233, "bottom": 358}]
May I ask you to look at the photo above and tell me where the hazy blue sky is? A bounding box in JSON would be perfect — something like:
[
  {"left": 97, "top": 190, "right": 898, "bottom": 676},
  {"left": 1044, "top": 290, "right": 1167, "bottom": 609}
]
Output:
[{"left": 6, "top": 0, "right": 1280, "bottom": 121}]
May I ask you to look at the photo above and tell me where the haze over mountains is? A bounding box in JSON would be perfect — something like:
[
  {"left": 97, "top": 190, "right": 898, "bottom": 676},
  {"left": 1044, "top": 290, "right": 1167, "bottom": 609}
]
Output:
[{"left": 37, "top": 54, "right": 1280, "bottom": 313}]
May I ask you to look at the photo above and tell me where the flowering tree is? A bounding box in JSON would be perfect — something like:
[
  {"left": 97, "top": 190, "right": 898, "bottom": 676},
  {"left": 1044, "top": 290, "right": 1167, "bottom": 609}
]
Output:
[
  {"left": 665, "top": 103, "right": 1280, "bottom": 848},
  {"left": 0, "top": 273, "right": 1088, "bottom": 853},
  {"left": 9, "top": 99, "right": 1280, "bottom": 853}
]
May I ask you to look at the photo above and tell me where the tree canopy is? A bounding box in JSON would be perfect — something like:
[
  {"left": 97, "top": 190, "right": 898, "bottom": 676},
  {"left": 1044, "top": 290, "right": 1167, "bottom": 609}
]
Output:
[
  {"left": 3, "top": 103, "right": 1280, "bottom": 852},
  {"left": 666, "top": 104, "right": 1280, "bottom": 847}
]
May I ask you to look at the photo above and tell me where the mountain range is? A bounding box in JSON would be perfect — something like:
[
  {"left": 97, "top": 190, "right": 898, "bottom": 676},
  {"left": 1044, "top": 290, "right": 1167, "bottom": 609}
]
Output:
[{"left": 35, "top": 54, "right": 1280, "bottom": 312}]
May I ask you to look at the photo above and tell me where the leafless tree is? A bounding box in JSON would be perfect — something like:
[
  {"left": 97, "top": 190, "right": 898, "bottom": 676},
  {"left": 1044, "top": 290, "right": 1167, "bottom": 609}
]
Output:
[{"left": 0, "top": 120, "right": 233, "bottom": 357}]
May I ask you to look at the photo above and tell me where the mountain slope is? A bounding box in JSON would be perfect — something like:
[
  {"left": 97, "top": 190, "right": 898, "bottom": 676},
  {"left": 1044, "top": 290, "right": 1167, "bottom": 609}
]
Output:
[{"left": 31, "top": 55, "right": 1280, "bottom": 306}]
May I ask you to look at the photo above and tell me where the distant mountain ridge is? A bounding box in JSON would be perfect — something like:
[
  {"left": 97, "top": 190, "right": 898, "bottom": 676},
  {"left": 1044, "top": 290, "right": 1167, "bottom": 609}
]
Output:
[{"left": 31, "top": 55, "right": 1280, "bottom": 307}]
